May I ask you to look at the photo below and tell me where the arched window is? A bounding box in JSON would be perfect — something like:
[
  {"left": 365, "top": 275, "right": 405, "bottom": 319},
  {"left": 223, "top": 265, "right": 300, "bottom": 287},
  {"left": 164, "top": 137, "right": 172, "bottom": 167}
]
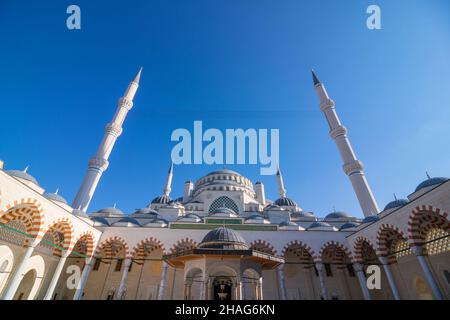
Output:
[
  {"left": 425, "top": 228, "right": 449, "bottom": 256},
  {"left": 209, "top": 196, "right": 239, "bottom": 214}
]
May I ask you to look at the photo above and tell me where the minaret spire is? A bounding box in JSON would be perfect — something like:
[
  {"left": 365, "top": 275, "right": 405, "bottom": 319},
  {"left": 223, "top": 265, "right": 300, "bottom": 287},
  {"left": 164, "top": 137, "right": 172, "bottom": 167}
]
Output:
[
  {"left": 276, "top": 166, "right": 286, "bottom": 198},
  {"left": 312, "top": 69, "right": 379, "bottom": 217},
  {"left": 163, "top": 161, "right": 174, "bottom": 197},
  {"left": 72, "top": 67, "right": 143, "bottom": 212}
]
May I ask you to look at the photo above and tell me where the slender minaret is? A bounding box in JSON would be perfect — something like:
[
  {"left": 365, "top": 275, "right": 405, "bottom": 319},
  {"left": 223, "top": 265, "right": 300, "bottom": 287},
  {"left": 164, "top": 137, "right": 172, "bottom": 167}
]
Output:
[
  {"left": 276, "top": 166, "right": 286, "bottom": 198},
  {"left": 163, "top": 162, "right": 174, "bottom": 197},
  {"left": 312, "top": 70, "right": 379, "bottom": 217},
  {"left": 72, "top": 67, "right": 143, "bottom": 212}
]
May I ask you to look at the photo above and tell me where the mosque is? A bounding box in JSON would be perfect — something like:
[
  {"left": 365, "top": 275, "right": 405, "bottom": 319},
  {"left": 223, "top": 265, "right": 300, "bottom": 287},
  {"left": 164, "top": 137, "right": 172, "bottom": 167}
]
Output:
[{"left": 0, "top": 69, "right": 448, "bottom": 300}]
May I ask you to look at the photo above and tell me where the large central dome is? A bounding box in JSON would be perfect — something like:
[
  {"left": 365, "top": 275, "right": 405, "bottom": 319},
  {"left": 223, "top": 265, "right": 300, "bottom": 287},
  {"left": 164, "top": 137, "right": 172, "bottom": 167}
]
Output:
[{"left": 192, "top": 169, "right": 255, "bottom": 197}]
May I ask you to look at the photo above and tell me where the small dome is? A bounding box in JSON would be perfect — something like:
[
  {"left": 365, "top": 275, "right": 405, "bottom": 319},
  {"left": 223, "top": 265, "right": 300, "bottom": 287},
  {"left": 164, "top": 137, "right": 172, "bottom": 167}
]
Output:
[
  {"left": 324, "top": 211, "right": 354, "bottom": 220},
  {"left": 384, "top": 199, "right": 409, "bottom": 210},
  {"left": 151, "top": 195, "right": 171, "bottom": 204},
  {"left": 91, "top": 216, "right": 110, "bottom": 226},
  {"left": 6, "top": 170, "right": 39, "bottom": 185},
  {"left": 179, "top": 214, "right": 203, "bottom": 222},
  {"left": 308, "top": 221, "right": 333, "bottom": 229},
  {"left": 246, "top": 215, "right": 265, "bottom": 220},
  {"left": 130, "top": 207, "right": 158, "bottom": 218},
  {"left": 291, "top": 211, "right": 316, "bottom": 218},
  {"left": 209, "top": 207, "right": 238, "bottom": 217},
  {"left": 279, "top": 220, "right": 298, "bottom": 227},
  {"left": 415, "top": 177, "right": 448, "bottom": 192},
  {"left": 93, "top": 207, "right": 124, "bottom": 217},
  {"left": 44, "top": 192, "right": 67, "bottom": 204},
  {"left": 274, "top": 197, "right": 297, "bottom": 207},
  {"left": 113, "top": 217, "right": 141, "bottom": 227},
  {"left": 199, "top": 226, "right": 248, "bottom": 250},
  {"left": 144, "top": 218, "right": 169, "bottom": 227},
  {"left": 362, "top": 215, "right": 380, "bottom": 224},
  {"left": 340, "top": 222, "right": 360, "bottom": 230},
  {"left": 72, "top": 209, "right": 89, "bottom": 218}
]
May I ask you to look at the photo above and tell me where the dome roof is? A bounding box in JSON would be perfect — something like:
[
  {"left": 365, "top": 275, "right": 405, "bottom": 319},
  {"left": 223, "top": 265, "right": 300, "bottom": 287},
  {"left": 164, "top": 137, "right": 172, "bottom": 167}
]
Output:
[
  {"left": 151, "top": 194, "right": 171, "bottom": 204},
  {"left": 6, "top": 170, "right": 39, "bottom": 185},
  {"left": 307, "top": 221, "right": 333, "bottom": 229},
  {"left": 193, "top": 169, "right": 254, "bottom": 196},
  {"left": 209, "top": 207, "right": 238, "bottom": 217},
  {"left": 415, "top": 177, "right": 448, "bottom": 192},
  {"left": 144, "top": 218, "right": 169, "bottom": 227},
  {"left": 72, "top": 209, "right": 89, "bottom": 218},
  {"left": 91, "top": 216, "right": 110, "bottom": 226},
  {"left": 324, "top": 211, "right": 354, "bottom": 220},
  {"left": 178, "top": 214, "right": 203, "bottom": 222},
  {"left": 274, "top": 197, "right": 297, "bottom": 207},
  {"left": 291, "top": 211, "right": 316, "bottom": 218},
  {"left": 384, "top": 199, "right": 409, "bottom": 211},
  {"left": 246, "top": 214, "right": 265, "bottom": 220},
  {"left": 44, "top": 192, "right": 68, "bottom": 204},
  {"left": 93, "top": 207, "right": 124, "bottom": 217},
  {"left": 206, "top": 169, "right": 242, "bottom": 176},
  {"left": 279, "top": 220, "right": 298, "bottom": 227},
  {"left": 130, "top": 207, "right": 158, "bottom": 218},
  {"left": 199, "top": 227, "right": 248, "bottom": 250},
  {"left": 340, "top": 222, "right": 360, "bottom": 230},
  {"left": 113, "top": 217, "right": 141, "bottom": 227},
  {"left": 362, "top": 215, "right": 380, "bottom": 224}
]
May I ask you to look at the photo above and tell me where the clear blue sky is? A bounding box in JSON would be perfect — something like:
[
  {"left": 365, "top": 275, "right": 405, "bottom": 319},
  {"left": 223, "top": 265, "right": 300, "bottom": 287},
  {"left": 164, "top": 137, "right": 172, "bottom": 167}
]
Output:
[{"left": 0, "top": 0, "right": 449, "bottom": 218}]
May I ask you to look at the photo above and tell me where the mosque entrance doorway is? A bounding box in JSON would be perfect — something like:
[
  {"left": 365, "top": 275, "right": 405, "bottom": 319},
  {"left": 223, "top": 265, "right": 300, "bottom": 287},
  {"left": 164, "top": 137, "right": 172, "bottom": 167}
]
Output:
[{"left": 213, "top": 277, "right": 232, "bottom": 301}]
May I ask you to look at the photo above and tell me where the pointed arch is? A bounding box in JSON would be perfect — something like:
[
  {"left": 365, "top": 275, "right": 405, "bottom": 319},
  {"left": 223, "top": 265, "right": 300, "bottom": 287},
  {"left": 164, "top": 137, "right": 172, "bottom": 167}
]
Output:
[
  {"left": 40, "top": 217, "right": 74, "bottom": 256},
  {"left": 95, "top": 236, "right": 130, "bottom": 259},
  {"left": 377, "top": 224, "right": 410, "bottom": 263},
  {"left": 170, "top": 238, "right": 197, "bottom": 254},
  {"left": 250, "top": 240, "right": 277, "bottom": 256},
  {"left": 319, "top": 241, "right": 353, "bottom": 266},
  {"left": 132, "top": 237, "right": 166, "bottom": 259},
  {"left": 408, "top": 205, "right": 449, "bottom": 246},
  {"left": 353, "top": 236, "right": 378, "bottom": 264}
]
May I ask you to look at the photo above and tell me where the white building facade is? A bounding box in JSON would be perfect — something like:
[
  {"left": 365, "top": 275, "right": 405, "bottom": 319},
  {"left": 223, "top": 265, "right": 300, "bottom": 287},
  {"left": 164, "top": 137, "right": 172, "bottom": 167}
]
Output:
[{"left": 0, "top": 70, "right": 448, "bottom": 300}]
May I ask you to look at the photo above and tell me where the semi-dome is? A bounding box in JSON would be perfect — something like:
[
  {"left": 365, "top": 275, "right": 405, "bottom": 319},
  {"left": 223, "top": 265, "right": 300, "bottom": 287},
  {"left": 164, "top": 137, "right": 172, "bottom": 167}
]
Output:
[
  {"left": 113, "top": 217, "right": 141, "bottom": 227},
  {"left": 415, "top": 177, "right": 448, "bottom": 192},
  {"left": 324, "top": 211, "right": 354, "bottom": 220},
  {"left": 6, "top": 170, "right": 39, "bottom": 185},
  {"left": 198, "top": 226, "right": 248, "bottom": 250},
  {"left": 151, "top": 194, "right": 171, "bottom": 204},
  {"left": 274, "top": 197, "right": 297, "bottom": 207},
  {"left": 93, "top": 207, "right": 124, "bottom": 217},
  {"left": 384, "top": 199, "right": 409, "bottom": 211},
  {"left": 178, "top": 213, "right": 203, "bottom": 223},
  {"left": 340, "top": 222, "right": 360, "bottom": 230},
  {"left": 362, "top": 215, "right": 380, "bottom": 223},
  {"left": 246, "top": 214, "right": 265, "bottom": 220},
  {"left": 44, "top": 192, "right": 68, "bottom": 204},
  {"left": 291, "top": 211, "right": 317, "bottom": 219},
  {"left": 144, "top": 218, "right": 169, "bottom": 228}
]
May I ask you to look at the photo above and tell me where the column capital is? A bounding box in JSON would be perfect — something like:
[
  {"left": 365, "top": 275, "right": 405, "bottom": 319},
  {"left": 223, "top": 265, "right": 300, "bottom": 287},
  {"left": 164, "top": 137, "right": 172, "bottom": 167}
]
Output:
[
  {"left": 353, "top": 263, "right": 364, "bottom": 273},
  {"left": 411, "top": 245, "right": 425, "bottom": 256},
  {"left": 314, "top": 262, "right": 324, "bottom": 271}
]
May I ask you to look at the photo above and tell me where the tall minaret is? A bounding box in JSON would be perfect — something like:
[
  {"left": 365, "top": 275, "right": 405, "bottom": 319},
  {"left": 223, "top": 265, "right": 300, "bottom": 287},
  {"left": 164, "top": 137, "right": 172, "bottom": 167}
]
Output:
[
  {"left": 72, "top": 67, "right": 143, "bottom": 212},
  {"left": 276, "top": 166, "right": 287, "bottom": 198},
  {"left": 163, "top": 162, "right": 174, "bottom": 197},
  {"left": 312, "top": 70, "right": 379, "bottom": 217}
]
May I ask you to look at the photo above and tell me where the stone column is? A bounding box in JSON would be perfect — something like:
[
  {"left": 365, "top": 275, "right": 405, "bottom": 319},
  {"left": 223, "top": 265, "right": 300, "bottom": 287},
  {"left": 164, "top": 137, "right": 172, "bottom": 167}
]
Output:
[
  {"left": 353, "top": 263, "right": 371, "bottom": 300},
  {"left": 378, "top": 256, "right": 401, "bottom": 300},
  {"left": 44, "top": 250, "right": 70, "bottom": 300},
  {"left": 276, "top": 265, "right": 287, "bottom": 300},
  {"left": 315, "top": 262, "right": 329, "bottom": 300},
  {"left": 199, "top": 273, "right": 207, "bottom": 300},
  {"left": 2, "top": 245, "right": 35, "bottom": 300},
  {"left": 157, "top": 261, "right": 169, "bottom": 300},
  {"left": 116, "top": 258, "right": 132, "bottom": 300},
  {"left": 258, "top": 277, "right": 263, "bottom": 300},
  {"left": 73, "top": 256, "right": 94, "bottom": 300},
  {"left": 412, "top": 246, "right": 443, "bottom": 300}
]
